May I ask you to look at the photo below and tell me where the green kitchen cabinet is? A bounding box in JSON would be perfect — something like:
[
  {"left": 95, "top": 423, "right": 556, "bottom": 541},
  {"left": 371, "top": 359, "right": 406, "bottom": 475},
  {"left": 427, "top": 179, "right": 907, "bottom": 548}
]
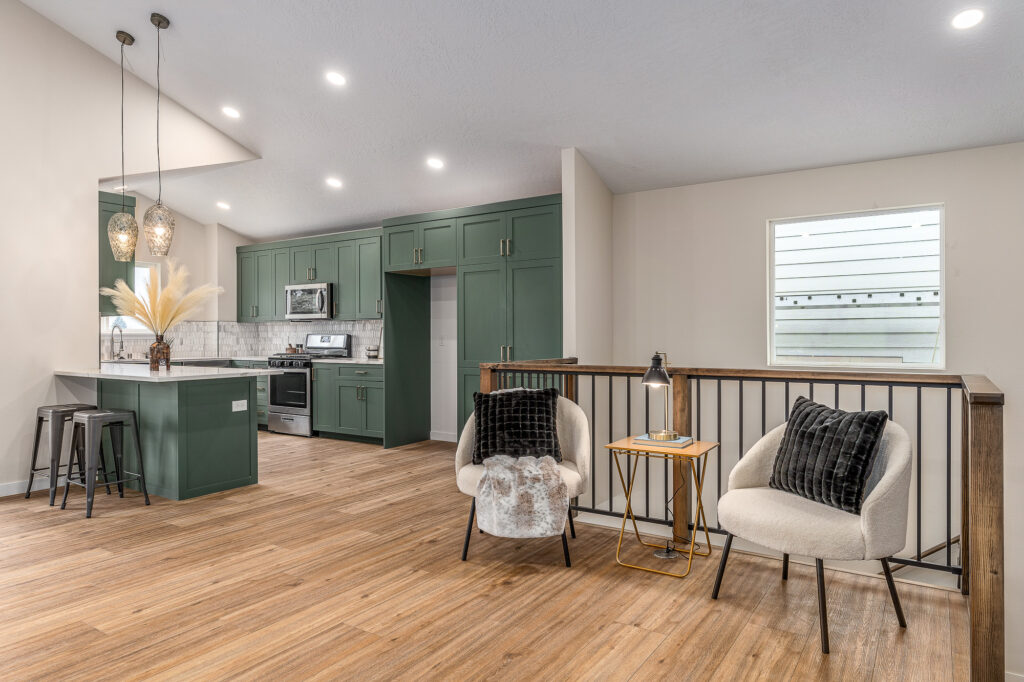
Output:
[
  {"left": 383, "top": 219, "right": 456, "bottom": 272},
  {"left": 506, "top": 205, "right": 561, "bottom": 261},
  {"left": 458, "top": 368, "right": 481, "bottom": 432},
  {"left": 290, "top": 244, "right": 336, "bottom": 284},
  {"left": 237, "top": 253, "right": 257, "bottom": 322},
  {"left": 457, "top": 263, "right": 507, "bottom": 366},
  {"left": 272, "top": 248, "right": 290, "bottom": 318},
  {"left": 312, "top": 363, "right": 383, "bottom": 439},
  {"left": 457, "top": 213, "right": 506, "bottom": 266},
  {"left": 99, "top": 192, "right": 136, "bottom": 315},
  {"left": 238, "top": 249, "right": 287, "bottom": 321},
  {"left": 506, "top": 258, "right": 562, "bottom": 361},
  {"left": 336, "top": 236, "right": 382, "bottom": 319}
]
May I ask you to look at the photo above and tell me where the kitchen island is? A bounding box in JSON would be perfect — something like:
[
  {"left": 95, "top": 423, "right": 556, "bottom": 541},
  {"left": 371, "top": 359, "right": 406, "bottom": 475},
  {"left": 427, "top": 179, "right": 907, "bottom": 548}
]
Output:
[{"left": 54, "top": 364, "right": 282, "bottom": 500}]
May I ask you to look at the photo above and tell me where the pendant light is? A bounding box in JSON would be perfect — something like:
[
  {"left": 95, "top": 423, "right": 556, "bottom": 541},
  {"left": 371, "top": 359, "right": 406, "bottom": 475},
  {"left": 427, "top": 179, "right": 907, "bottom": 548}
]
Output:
[
  {"left": 107, "top": 30, "right": 138, "bottom": 262},
  {"left": 142, "top": 12, "right": 175, "bottom": 256}
]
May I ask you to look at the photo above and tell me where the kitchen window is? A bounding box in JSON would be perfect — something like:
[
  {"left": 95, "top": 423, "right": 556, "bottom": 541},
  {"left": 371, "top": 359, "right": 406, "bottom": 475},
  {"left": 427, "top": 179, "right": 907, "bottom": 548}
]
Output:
[
  {"left": 101, "top": 261, "right": 161, "bottom": 334},
  {"left": 768, "top": 206, "right": 944, "bottom": 369}
]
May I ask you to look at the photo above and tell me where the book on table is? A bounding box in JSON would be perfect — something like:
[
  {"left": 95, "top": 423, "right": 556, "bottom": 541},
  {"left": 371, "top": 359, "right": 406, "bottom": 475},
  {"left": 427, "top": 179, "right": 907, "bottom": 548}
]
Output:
[{"left": 633, "top": 434, "right": 694, "bottom": 449}]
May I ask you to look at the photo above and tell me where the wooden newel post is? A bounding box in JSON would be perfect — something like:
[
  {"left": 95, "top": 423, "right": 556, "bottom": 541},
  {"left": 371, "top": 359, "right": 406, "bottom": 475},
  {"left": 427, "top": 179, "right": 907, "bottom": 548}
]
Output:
[
  {"left": 480, "top": 365, "right": 497, "bottom": 394},
  {"left": 672, "top": 374, "right": 692, "bottom": 544},
  {"left": 961, "top": 375, "right": 1004, "bottom": 682}
]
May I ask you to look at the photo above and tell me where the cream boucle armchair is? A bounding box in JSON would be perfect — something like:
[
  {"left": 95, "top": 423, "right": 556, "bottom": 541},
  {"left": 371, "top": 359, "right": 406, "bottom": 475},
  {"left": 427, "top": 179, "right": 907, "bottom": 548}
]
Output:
[{"left": 711, "top": 420, "right": 912, "bottom": 654}]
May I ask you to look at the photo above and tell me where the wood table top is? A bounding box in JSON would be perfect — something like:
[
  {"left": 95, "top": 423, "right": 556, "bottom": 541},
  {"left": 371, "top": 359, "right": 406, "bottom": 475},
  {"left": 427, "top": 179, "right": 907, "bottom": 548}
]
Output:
[{"left": 605, "top": 436, "right": 720, "bottom": 459}]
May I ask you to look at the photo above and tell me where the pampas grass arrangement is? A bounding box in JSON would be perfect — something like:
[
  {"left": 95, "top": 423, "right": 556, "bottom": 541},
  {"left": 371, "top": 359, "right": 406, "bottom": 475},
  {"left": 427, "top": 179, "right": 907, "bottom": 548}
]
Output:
[{"left": 101, "top": 260, "right": 222, "bottom": 369}]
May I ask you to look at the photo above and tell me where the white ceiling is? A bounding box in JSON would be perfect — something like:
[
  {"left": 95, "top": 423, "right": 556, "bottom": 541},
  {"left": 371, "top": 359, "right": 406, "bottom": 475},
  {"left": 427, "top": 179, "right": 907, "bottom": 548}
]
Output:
[{"left": 21, "top": 0, "right": 1024, "bottom": 240}]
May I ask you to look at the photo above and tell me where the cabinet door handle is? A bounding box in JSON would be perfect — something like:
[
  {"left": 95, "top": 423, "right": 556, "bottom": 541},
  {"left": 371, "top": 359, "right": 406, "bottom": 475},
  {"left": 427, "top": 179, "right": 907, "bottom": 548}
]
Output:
[
  {"left": 376, "top": 299, "right": 382, "bottom": 314},
  {"left": 499, "top": 239, "right": 504, "bottom": 257},
  {"left": 333, "top": 301, "right": 337, "bottom": 316},
  {"left": 507, "top": 345, "right": 512, "bottom": 361},
  {"left": 500, "top": 345, "right": 505, "bottom": 362},
  {"left": 506, "top": 238, "right": 511, "bottom": 256}
]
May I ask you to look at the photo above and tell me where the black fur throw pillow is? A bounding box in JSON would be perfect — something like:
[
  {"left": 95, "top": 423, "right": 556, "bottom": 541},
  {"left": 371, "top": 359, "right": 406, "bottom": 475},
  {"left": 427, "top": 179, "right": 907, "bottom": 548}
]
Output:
[
  {"left": 472, "top": 388, "right": 561, "bottom": 464},
  {"left": 769, "top": 396, "right": 888, "bottom": 514}
]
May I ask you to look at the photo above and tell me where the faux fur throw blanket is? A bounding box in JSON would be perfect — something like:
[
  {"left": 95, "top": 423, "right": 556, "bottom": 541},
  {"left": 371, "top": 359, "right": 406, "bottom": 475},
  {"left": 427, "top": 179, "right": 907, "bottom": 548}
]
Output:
[{"left": 476, "top": 455, "right": 569, "bottom": 539}]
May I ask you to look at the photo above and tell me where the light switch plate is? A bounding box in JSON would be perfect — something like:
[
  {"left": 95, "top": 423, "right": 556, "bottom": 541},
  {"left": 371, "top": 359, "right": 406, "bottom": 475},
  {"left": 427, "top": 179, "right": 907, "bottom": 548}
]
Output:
[{"left": 232, "top": 399, "right": 248, "bottom": 412}]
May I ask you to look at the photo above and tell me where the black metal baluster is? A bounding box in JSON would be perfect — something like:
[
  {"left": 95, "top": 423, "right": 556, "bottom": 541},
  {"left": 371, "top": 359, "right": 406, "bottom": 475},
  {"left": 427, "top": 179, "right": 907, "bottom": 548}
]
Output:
[
  {"left": 785, "top": 381, "right": 790, "bottom": 419},
  {"left": 861, "top": 384, "right": 866, "bottom": 411},
  {"left": 738, "top": 380, "right": 744, "bottom": 459},
  {"left": 608, "top": 376, "right": 613, "bottom": 512},
  {"left": 834, "top": 382, "right": 839, "bottom": 409},
  {"left": 591, "top": 375, "right": 596, "bottom": 508},
  {"left": 761, "top": 380, "right": 767, "bottom": 436},
  {"left": 916, "top": 386, "right": 922, "bottom": 560},
  {"left": 809, "top": 382, "right": 814, "bottom": 401},
  {"left": 716, "top": 379, "right": 722, "bottom": 514},
  {"left": 946, "top": 386, "right": 952, "bottom": 567},
  {"left": 888, "top": 385, "right": 893, "bottom": 419}
]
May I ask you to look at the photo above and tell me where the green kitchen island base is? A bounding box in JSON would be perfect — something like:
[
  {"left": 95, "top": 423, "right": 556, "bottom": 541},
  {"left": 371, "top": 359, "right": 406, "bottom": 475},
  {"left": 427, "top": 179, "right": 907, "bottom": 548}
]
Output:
[{"left": 96, "top": 376, "right": 259, "bottom": 500}]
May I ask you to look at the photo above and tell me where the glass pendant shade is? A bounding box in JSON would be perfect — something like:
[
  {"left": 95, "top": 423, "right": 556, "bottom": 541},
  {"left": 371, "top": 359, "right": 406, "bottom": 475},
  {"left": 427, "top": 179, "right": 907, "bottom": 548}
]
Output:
[
  {"left": 143, "top": 202, "right": 175, "bottom": 256},
  {"left": 107, "top": 211, "right": 139, "bottom": 262}
]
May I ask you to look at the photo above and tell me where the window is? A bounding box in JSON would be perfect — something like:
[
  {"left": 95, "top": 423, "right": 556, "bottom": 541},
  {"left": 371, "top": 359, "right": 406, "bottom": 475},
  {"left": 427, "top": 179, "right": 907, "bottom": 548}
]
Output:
[
  {"left": 768, "top": 206, "right": 943, "bottom": 369},
  {"left": 100, "top": 262, "right": 160, "bottom": 334}
]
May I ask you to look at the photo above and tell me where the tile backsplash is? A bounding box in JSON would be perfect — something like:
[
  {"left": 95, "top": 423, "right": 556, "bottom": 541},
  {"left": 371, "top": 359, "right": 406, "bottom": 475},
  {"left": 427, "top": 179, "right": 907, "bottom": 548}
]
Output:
[{"left": 100, "top": 319, "right": 383, "bottom": 361}]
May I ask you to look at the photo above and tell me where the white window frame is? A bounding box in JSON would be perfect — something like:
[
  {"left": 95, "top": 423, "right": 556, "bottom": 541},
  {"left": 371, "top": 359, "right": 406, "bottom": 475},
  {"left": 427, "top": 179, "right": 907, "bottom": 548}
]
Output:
[
  {"left": 766, "top": 204, "right": 946, "bottom": 370},
  {"left": 101, "top": 261, "right": 162, "bottom": 336}
]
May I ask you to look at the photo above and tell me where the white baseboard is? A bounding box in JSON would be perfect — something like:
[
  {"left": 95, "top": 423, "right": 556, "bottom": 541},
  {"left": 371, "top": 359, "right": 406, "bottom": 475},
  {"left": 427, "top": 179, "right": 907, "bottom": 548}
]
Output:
[
  {"left": 0, "top": 477, "right": 54, "bottom": 499},
  {"left": 1006, "top": 671, "right": 1023, "bottom": 681},
  {"left": 430, "top": 430, "right": 457, "bottom": 442}
]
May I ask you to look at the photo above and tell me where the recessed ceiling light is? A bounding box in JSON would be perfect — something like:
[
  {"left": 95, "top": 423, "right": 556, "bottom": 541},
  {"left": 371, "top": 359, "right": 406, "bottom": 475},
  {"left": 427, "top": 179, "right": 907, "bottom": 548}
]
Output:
[
  {"left": 951, "top": 8, "right": 984, "bottom": 29},
  {"left": 325, "top": 71, "right": 347, "bottom": 86},
  {"left": 112, "top": 185, "right": 127, "bottom": 192},
  {"left": 216, "top": 201, "right": 231, "bottom": 210},
  {"left": 325, "top": 177, "right": 343, "bottom": 189},
  {"left": 222, "top": 106, "right": 240, "bottom": 118},
  {"left": 426, "top": 157, "right": 445, "bottom": 170}
]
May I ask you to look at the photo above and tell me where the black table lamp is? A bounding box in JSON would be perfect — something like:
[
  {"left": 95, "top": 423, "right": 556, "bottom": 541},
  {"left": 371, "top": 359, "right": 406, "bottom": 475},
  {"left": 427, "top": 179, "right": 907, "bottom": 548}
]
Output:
[{"left": 642, "top": 352, "right": 678, "bottom": 440}]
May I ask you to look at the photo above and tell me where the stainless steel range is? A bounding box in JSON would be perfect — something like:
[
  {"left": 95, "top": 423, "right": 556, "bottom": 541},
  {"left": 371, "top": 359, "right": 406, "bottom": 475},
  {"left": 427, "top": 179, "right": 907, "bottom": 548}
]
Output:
[{"left": 267, "top": 333, "right": 351, "bottom": 436}]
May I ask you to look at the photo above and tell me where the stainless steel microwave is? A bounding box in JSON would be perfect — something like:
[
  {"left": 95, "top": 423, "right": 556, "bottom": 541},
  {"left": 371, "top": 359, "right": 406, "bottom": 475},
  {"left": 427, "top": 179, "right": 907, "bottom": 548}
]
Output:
[{"left": 285, "top": 282, "right": 332, "bottom": 320}]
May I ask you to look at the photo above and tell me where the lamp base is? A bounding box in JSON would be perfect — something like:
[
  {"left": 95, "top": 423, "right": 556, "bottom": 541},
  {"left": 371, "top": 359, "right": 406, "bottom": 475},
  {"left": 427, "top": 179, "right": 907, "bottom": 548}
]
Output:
[
  {"left": 654, "top": 547, "right": 682, "bottom": 559},
  {"left": 647, "top": 429, "right": 679, "bottom": 441}
]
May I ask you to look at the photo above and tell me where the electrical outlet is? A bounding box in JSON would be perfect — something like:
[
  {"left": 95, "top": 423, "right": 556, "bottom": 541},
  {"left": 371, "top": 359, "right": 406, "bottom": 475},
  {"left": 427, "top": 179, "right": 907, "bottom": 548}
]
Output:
[{"left": 232, "top": 400, "right": 248, "bottom": 412}]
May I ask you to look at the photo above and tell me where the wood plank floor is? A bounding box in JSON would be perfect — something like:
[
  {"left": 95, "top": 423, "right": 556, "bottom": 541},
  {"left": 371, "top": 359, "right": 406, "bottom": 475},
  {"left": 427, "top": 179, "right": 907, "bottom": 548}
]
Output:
[{"left": 0, "top": 433, "right": 968, "bottom": 680}]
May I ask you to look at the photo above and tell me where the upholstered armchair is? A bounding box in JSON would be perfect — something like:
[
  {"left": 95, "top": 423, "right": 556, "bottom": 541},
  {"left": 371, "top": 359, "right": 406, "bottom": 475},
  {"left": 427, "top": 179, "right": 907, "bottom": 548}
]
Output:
[
  {"left": 456, "top": 395, "right": 591, "bottom": 565},
  {"left": 711, "top": 420, "right": 912, "bottom": 653}
]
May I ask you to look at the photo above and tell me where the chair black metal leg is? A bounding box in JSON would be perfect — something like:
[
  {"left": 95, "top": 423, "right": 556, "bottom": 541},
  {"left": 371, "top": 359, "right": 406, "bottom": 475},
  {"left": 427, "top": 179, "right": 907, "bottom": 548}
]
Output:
[
  {"left": 46, "top": 416, "right": 66, "bottom": 506},
  {"left": 782, "top": 553, "right": 789, "bottom": 581},
  {"left": 60, "top": 443, "right": 76, "bottom": 510},
  {"left": 816, "top": 558, "right": 830, "bottom": 654},
  {"left": 130, "top": 415, "right": 150, "bottom": 505},
  {"left": 568, "top": 507, "right": 576, "bottom": 539},
  {"left": 109, "top": 423, "right": 124, "bottom": 498},
  {"left": 711, "top": 533, "right": 733, "bottom": 599},
  {"left": 461, "top": 498, "right": 476, "bottom": 561},
  {"left": 26, "top": 417, "right": 43, "bottom": 498},
  {"left": 880, "top": 558, "right": 907, "bottom": 627},
  {"left": 561, "top": 531, "right": 571, "bottom": 567},
  {"left": 84, "top": 422, "right": 102, "bottom": 518}
]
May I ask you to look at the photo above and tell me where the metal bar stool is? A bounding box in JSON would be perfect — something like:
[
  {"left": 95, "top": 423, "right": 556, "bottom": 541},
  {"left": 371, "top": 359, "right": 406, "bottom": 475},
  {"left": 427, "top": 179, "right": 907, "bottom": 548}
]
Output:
[
  {"left": 26, "top": 404, "right": 114, "bottom": 505},
  {"left": 61, "top": 409, "right": 150, "bottom": 518}
]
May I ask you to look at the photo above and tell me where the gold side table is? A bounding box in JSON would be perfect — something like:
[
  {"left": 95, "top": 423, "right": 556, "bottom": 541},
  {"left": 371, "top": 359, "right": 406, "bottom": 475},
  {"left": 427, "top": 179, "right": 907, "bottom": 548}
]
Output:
[{"left": 605, "top": 437, "right": 721, "bottom": 579}]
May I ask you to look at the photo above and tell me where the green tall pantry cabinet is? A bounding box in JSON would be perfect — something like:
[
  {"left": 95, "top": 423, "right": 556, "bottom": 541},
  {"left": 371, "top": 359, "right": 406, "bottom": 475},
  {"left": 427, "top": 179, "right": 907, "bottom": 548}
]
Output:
[{"left": 99, "top": 191, "right": 136, "bottom": 315}]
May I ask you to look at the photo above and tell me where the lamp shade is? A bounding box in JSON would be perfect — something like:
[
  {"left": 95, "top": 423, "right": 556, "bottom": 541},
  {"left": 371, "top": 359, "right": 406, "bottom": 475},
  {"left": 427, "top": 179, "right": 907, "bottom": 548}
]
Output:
[
  {"left": 642, "top": 353, "right": 670, "bottom": 387},
  {"left": 107, "top": 211, "right": 138, "bottom": 262},
  {"left": 143, "top": 202, "right": 175, "bottom": 256}
]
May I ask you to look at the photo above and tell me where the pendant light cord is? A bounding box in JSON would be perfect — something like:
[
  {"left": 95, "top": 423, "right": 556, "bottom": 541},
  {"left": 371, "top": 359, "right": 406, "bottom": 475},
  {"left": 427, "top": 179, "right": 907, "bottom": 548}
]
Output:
[
  {"left": 155, "top": 24, "right": 162, "bottom": 205},
  {"left": 120, "top": 41, "right": 126, "bottom": 213}
]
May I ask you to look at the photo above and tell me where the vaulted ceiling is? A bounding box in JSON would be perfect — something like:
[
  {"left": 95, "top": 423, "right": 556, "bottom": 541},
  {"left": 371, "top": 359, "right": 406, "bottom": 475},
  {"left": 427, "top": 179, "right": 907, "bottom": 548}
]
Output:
[{"left": 21, "top": 0, "right": 1024, "bottom": 239}]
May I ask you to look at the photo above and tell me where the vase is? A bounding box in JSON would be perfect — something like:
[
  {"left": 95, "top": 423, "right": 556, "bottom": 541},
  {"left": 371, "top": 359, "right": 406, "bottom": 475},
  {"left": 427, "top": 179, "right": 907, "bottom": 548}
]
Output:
[{"left": 149, "top": 335, "right": 171, "bottom": 370}]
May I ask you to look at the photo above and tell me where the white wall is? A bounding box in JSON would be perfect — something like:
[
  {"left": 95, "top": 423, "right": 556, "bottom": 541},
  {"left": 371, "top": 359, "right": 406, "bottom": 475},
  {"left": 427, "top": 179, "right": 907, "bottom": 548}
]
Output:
[
  {"left": 208, "top": 223, "right": 253, "bottom": 321},
  {"left": 0, "top": 0, "right": 255, "bottom": 492},
  {"left": 561, "top": 148, "right": 613, "bottom": 363},
  {"left": 430, "top": 275, "right": 457, "bottom": 441},
  {"left": 609, "top": 142, "right": 1024, "bottom": 675}
]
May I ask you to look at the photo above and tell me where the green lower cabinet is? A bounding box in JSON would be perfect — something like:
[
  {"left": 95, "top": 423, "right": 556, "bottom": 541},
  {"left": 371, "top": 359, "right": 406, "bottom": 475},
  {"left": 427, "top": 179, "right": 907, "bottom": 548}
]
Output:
[
  {"left": 312, "top": 363, "right": 383, "bottom": 439},
  {"left": 256, "top": 375, "right": 269, "bottom": 426},
  {"left": 458, "top": 368, "right": 481, "bottom": 431}
]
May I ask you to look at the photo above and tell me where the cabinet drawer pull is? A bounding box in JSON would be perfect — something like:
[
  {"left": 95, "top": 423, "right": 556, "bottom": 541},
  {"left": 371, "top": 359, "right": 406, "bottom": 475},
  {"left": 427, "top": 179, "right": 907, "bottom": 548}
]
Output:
[
  {"left": 355, "top": 370, "right": 368, "bottom": 375},
  {"left": 257, "top": 386, "right": 266, "bottom": 392}
]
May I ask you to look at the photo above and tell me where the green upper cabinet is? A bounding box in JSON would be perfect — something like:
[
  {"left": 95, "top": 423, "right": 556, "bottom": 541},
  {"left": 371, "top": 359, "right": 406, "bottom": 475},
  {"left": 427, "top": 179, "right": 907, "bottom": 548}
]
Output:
[
  {"left": 290, "top": 244, "right": 336, "bottom": 284},
  {"left": 336, "top": 236, "right": 382, "bottom": 319},
  {"left": 238, "top": 253, "right": 256, "bottom": 321},
  {"left": 458, "top": 262, "right": 508, "bottom": 366},
  {"left": 272, "top": 248, "right": 290, "bottom": 318},
  {"left": 506, "top": 258, "right": 562, "bottom": 361},
  {"left": 383, "top": 219, "right": 455, "bottom": 272},
  {"left": 254, "top": 251, "right": 277, "bottom": 321},
  {"left": 98, "top": 192, "right": 136, "bottom": 315},
  {"left": 457, "top": 214, "right": 507, "bottom": 265},
  {"left": 356, "top": 237, "right": 382, "bottom": 318},
  {"left": 506, "top": 205, "right": 561, "bottom": 261},
  {"left": 384, "top": 225, "right": 417, "bottom": 271},
  {"left": 238, "top": 250, "right": 282, "bottom": 321}
]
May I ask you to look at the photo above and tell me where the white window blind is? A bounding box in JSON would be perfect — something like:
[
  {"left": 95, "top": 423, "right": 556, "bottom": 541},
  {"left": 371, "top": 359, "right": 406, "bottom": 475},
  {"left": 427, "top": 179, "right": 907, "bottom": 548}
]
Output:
[{"left": 769, "top": 206, "right": 943, "bottom": 368}]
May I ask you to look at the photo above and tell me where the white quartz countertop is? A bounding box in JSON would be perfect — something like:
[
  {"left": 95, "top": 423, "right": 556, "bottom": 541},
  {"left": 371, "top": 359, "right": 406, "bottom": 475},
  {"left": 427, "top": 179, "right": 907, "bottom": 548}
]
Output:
[
  {"left": 309, "top": 358, "right": 384, "bottom": 364},
  {"left": 55, "top": 364, "right": 284, "bottom": 383}
]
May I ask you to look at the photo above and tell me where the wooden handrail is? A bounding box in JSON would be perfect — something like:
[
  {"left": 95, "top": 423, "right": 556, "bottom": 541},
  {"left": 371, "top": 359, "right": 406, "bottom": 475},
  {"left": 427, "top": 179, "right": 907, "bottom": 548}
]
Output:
[
  {"left": 481, "top": 360, "right": 963, "bottom": 386},
  {"left": 480, "top": 359, "right": 1004, "bottom": 680}
]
